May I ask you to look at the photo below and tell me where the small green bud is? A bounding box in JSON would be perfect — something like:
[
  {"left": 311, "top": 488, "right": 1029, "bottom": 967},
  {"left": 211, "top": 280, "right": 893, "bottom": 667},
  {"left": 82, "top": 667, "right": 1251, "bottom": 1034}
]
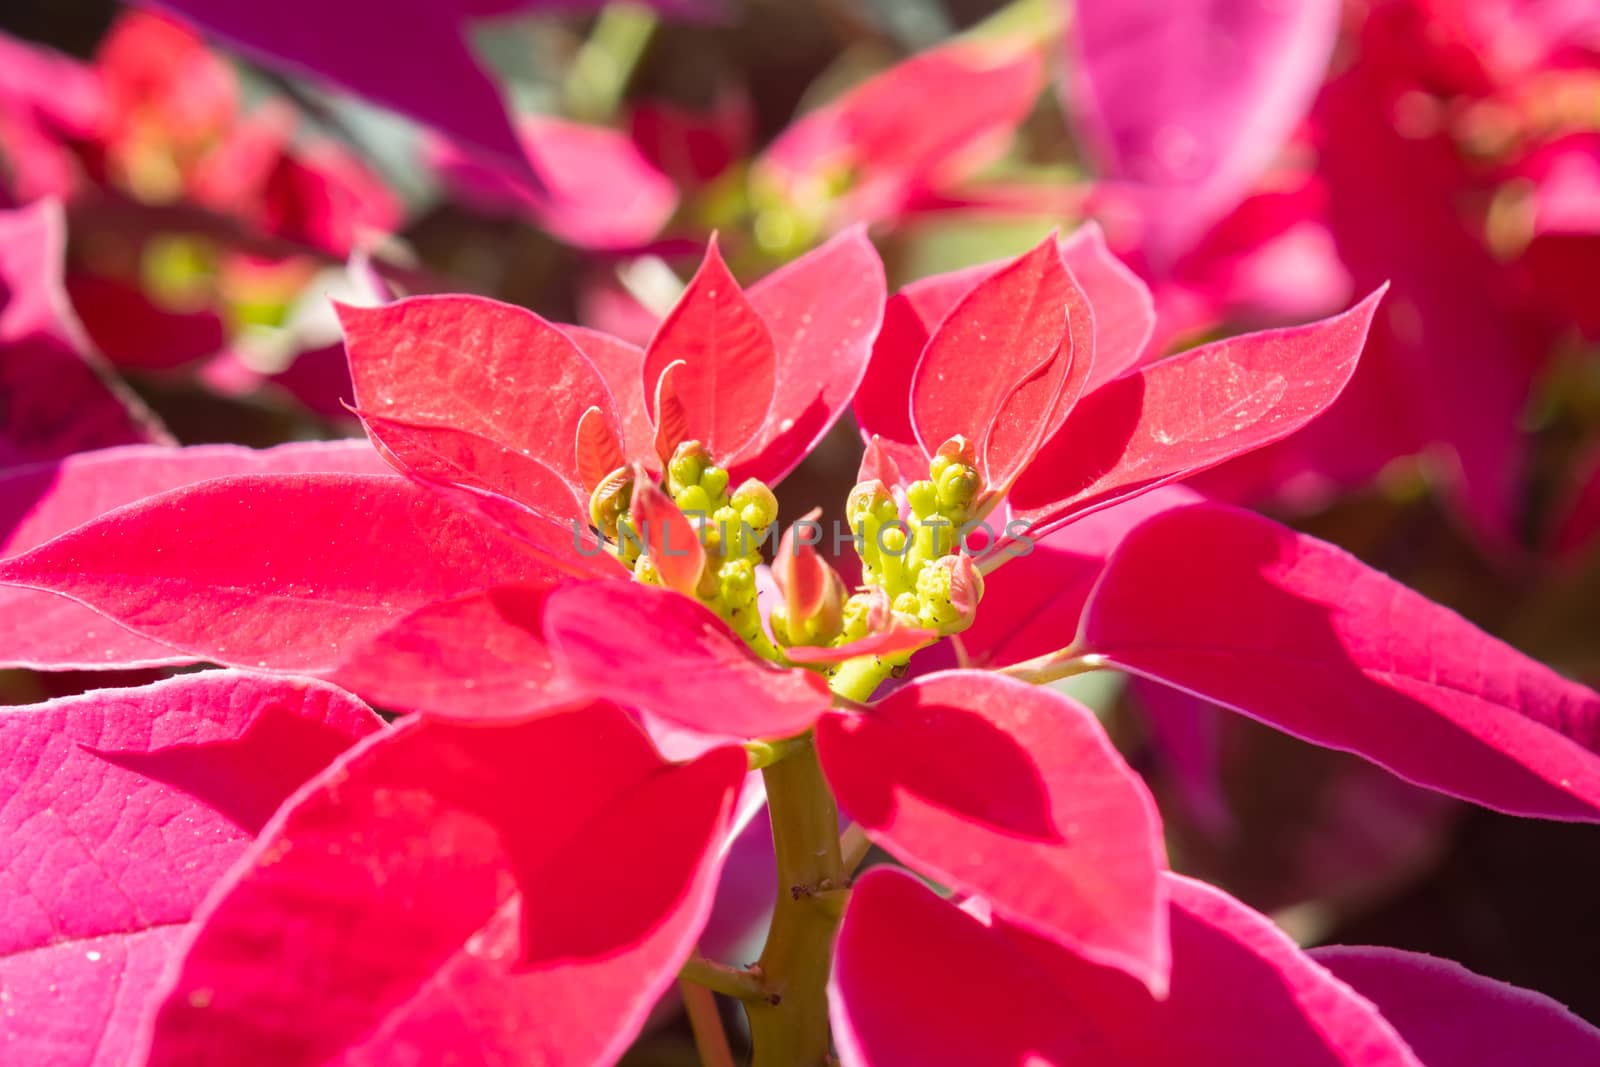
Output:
[
  {"left": 935, "top": 462, "right": 981, "bottom": 513},
  {"left": 667, "top": 441, "right": 712, "bottom": 495},
  {"left": 879, "top": 525, "right": 908, "bottom": 556},
  {"left": 711, "top": 557, "right": 763, "bottom": 642},
  {"left": 839, "top": 592, "right": 875, "bottom": 643},
  {"left": 719, "top": 556, "right": 756, "bottom": 602},
  {"left": 699, "top": 465, "right": 730, "bottom": 502},
  {"left": 847, "top": 479, "right": 894, "bottom": 523},
  {"left": 675, "top": 483, "right": 712, "bottom": 517},
  {"left": 906, "top": 479, "right": 938, "bottom": 519},
  {"left": 732, "top": 478, "right": 779, "bottom": 532},
  {"left": 915, "top": 553, "right": 984, "bottom": 634},
  {"left": 893, "top": 591, "right": 920, "bottom": 617}
]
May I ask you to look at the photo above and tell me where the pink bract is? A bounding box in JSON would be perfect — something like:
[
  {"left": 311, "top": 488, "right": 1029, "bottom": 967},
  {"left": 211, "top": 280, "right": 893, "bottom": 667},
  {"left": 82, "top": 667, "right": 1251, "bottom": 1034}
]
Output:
[{"left": 0, "top": 671, "right": 382, "bottom": 1067}]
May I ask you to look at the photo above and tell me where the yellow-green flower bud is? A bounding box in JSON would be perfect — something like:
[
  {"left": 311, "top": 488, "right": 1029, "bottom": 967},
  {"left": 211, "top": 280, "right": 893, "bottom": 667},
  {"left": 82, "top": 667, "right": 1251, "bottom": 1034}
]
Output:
[
  {"left": 935, "top": 463, "right": 981, "bottom": 514},
  {"left": 675, "top": 483, "right": 712, "bottom": 518},
  {"left": 732, "top": 478, "right": 779, "bottom": 532},
  {"left": 667, "top": 440, "right": 712, "bottom": 495},
  {"left": 879, "top": 524, "right": 908, "bottom": 556},
  {"left": 839, "top": 591, "right": 875, "bottom": 644},
  {"left": 906, "top": 479, "right": 938, "bottom": 519},
  {"left": 719, "top": 556, "right": 756, "bottom": 604},
  {"left": 914, "top": 553, "right": 984, "bottom": 634},
  {"left": 699, "top": 464, "right": 730, "bottom": 502},
  {"left": 846, "top": 479, "right": 896, "bottom": 525}
]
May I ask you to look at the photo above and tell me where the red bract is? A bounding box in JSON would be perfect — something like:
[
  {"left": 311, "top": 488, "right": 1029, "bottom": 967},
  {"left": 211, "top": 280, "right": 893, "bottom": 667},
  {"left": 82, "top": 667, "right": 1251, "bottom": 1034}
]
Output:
[
  {"left": 1291, "top": 26, "right": 1549, "bottom": 550},
  {"left": 956, "top": 484, "right": 1203, "bottom": 668},
  {"left": 0, "top": 232, "right": 883, "bottom": 725},
  {"left": 326, "top": 584, "right": 579, "bottom": 719},
  {"left": 338, "top": 293, "right": 617, "bottom": 535},
  {"left": 629, "top": 93, "right": 749, "bottom": 189},
  {"left": 855, "top": 226, "right": 1385, "bottom": 539},
  {"left": 816, "top": 671, "right": 1169, "bottom": 991},
  {"left": 1518, "top": 134, "right": 1600, "bottom": 340},
  {"left": 137, "top": 703, "right": 745, "bottom": 1067},
  {"left": 544, "top": 581, "right": 831, "bottom": 738},
  {"left": 97, "top": 10, "right": 236, "bottom": 152},
  {"left": 855, "top": 223, "right": 1156, "bottom": 479},
  {"left": 537, "top": 595, "right": 1172, "bottom": 987},
  {"left": 0, "top": 471, "right": 565, "bottom": 674},
  {"left": 908, "top": 235, "right": 1094, "bottom": 497},
  {"left": 0, "top": 200, "right": 166, "bottom": 465},
  {"left": 0, "top": 441, "right": 389, "bottom": 670},
  {"left": 342, "top": 228, "right": 883, "bottom": 494},
  {"left": 114, "top": 656, "right": 1170, "bottom": 1063},
  {"left": 831, "top": 868, "right": 1425, "bottom": 1067},
  {"left": 1081, "top": 503, "right": 1600, "bottom": 821},
  {"left": 643, "top": 239, "right": 778, "bottom": 462},
  {"left": 0, "top": 671, "right": 382, "bottom": 1067}
]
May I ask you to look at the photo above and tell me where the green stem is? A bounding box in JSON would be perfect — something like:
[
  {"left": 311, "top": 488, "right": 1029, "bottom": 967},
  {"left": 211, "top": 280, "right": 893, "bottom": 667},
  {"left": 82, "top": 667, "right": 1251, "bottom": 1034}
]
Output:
[
  {"left": 743, "top": 662, "right": 891, "bottom": 1065},
  {"left": 826, "top": 654, "right": 899, "bottom": 706},
  {"left": 745, "top": 737, "right": 844, "bottom": 1067}
]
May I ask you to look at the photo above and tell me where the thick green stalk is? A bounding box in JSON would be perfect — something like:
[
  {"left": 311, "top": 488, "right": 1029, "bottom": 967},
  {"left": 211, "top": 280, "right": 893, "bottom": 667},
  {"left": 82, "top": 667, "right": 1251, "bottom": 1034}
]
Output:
[
  {"left": 744, "top": 660, "right": 893, "bottom": 1066},
  {"left": 745, "top": 738, "right": 843, "bottom": 1067}
]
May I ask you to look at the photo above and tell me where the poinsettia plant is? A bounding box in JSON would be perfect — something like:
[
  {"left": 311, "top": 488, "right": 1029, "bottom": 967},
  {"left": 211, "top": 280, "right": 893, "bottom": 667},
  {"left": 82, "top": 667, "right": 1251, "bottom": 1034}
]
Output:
[
  {"left": 5, "top": 0, "right": 1600, "bottom": 1063},
  {"left": 5, "top": 199, "right": 1600, "bottom": 1067}
]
